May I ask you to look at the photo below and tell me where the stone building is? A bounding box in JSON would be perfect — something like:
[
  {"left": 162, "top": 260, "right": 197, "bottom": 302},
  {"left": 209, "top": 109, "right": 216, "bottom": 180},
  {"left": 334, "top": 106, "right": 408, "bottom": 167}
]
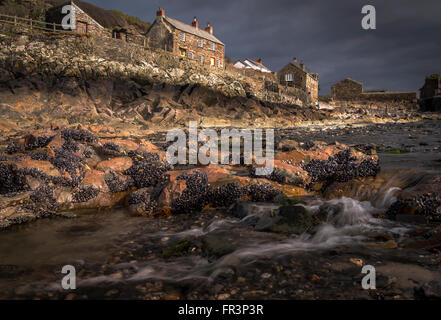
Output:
[
  {"left": 145, "top": 8, "right": 225, "bottom": 68},
  {"left": 331, "top": 78, "right": 417, "bottom": 108},
  {"left": 45, "top": 1, "right": 109, "bottom": 37},
  {"left": 277, "top": 58, "right": 319, "bottom": 103},
  {"left": 331, "top": 78, "right": 363, "bottom": 100},
  {"left": 419, "top": 74, "right": 441, "bottom": 111}
]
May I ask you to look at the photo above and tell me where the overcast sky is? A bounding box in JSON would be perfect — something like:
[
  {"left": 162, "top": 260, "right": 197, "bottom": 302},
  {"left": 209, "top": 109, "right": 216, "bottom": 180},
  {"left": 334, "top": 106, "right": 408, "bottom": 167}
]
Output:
[{"left": 86, "top": 0, "right": 440, "bottom": 94}]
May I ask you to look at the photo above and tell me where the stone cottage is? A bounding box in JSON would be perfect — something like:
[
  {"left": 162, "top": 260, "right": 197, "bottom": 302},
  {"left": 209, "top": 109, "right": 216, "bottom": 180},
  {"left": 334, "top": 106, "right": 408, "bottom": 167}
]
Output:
[
  {"left": 419, "top": 74, "right": 441, "bottom": 111},
  {"left": 277, "top": 58, "right": 319, "bottom": 103},
  {"left": 145, "top": 8, "right": 225, "bottom": 68},
  {"left": 331, "top": 78, "right": 363, "bottom": 100},
  {"left": 45, "top": 0, "right": 109, "bottom": 37}
]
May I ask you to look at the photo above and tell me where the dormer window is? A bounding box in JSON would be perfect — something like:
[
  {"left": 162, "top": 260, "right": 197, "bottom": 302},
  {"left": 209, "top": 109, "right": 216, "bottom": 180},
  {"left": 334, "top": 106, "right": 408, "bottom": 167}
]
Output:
[
  {"left": 181, "top": 32, "right": 186, "bottom": 42},
  {"left": 198, "top": 38, "right": 203, "bottom": 48}
]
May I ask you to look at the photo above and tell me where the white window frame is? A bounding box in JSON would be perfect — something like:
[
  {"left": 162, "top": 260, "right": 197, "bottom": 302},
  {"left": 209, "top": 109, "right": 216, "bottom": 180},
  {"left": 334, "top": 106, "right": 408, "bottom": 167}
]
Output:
[
  {"left": 211, "top": 42, "right": 215, "bottom": 51},
  {"left": 199, "top": 55, "right": 204, "bottom": 64},
  {"left": 181, "top": 32, "right": 186, "bottom": 42},
  {"left": 198, "top": 38, "right": 203, "bottom": 48},
  {"left": 189, "top": 52, "right": 194, "bottom": 59},
  {"left": 216, "top": 58, "right": 221, "bottom": 68},
  {"left": 285, "top": 73, "right": 294, "bottom": 82}
]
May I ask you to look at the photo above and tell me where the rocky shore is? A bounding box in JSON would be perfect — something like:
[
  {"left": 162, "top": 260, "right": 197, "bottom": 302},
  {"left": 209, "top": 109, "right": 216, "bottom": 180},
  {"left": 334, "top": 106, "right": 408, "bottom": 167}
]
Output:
[{"left": 0, "top": 125, "right": 381, "bottom": 230}]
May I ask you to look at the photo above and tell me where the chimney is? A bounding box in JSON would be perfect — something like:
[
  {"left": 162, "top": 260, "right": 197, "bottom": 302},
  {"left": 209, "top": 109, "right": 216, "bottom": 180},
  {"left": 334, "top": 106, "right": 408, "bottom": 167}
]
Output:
[
  {"left": 192, "top": 17, "right": 199, "bottom": 29},
  {"left": 257, "top": 58, "right": 262, "bottom": 64},
  {"left": 300, "top": 61, "right": 305, "bottom": 70},
  {"left": 293, "top": 57, "right": 298, "bottom": 63},
  {"left": 205, "top": 22, "right": 213, "bottom": 34},
  {"left": 156, "top": 7, "right": 165, "bottom": 17}
]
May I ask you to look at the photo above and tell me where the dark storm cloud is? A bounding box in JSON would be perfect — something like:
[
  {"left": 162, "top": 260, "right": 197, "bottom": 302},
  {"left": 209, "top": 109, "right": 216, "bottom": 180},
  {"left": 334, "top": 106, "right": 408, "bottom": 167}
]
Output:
[{"left": 85, "top": 0, "right": 440, "bottom": 94}]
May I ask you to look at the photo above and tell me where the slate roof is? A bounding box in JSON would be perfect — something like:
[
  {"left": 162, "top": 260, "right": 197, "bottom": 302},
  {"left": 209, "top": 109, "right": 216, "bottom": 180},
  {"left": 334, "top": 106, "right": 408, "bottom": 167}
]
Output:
[{"left": 164, "top": 16, "right": 224, "bottom": 45}]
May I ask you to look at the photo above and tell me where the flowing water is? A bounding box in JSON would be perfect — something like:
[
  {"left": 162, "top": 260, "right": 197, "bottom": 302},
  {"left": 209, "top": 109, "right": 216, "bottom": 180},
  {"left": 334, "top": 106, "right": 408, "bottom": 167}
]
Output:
[{"left": 0, "top": 121, "right": 440, "bottom": 299}]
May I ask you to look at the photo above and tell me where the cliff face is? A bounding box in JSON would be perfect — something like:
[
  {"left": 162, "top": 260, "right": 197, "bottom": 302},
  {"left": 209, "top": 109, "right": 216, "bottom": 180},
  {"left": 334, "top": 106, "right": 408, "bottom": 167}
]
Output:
[{"left": 0, "top": 32, "right": 332, "bottom": 133}]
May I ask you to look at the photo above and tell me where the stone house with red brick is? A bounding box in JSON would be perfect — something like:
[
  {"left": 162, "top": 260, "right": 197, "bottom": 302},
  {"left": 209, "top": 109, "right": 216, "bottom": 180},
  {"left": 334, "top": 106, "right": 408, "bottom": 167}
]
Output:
[
  {"left": 277, "top": 58, "right": 319, "bottom": 103},
  {"left": 145, "top": 8, "right": 225, "bottom": 68}
]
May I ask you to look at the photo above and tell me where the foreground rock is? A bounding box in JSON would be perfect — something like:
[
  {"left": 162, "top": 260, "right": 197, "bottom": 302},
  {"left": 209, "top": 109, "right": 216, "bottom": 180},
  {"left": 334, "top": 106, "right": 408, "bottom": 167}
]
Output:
[{"left": 0, "top": 127, "right": 381, "bottom": 229}]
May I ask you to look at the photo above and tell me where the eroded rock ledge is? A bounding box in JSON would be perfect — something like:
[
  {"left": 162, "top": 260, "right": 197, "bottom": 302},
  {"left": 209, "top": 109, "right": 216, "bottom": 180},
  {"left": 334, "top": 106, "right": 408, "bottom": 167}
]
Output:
[{"left": 0, "top": 125, "right": 382, "bottom": 230}]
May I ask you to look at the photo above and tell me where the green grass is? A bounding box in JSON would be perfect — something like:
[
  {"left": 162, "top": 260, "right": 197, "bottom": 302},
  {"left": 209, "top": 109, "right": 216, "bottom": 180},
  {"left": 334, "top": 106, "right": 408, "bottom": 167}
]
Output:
[{"left": 109, "top": 10, "right": 151, "bottom": 32}]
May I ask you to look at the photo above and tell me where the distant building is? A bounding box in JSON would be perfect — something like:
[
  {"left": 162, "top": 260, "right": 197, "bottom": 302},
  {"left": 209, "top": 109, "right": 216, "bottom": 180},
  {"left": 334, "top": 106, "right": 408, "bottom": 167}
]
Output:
[
  {"left": 46, "top": 0, "right": 108, "bottom": 36},
  {"left": 419, "top": 74, "right": 441, "bottom": 111},
  {"left": 331, "top": 78, "right": 417, "bottom": 107},
  {"left": 233, "top": 58, "right": 272, "bottom": 73},
  {"left": 146, "top": 8, "right": 225, "bottom": 68},
  {"left": 331, "top": 78, "right": 363, "bottom": 100},
  {"left": 277, "top": 58, "right": 319, "bottom": 103}
]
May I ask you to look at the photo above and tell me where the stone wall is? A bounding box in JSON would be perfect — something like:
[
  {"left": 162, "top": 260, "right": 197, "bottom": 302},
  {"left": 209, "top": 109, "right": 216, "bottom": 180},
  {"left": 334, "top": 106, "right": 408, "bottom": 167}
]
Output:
[
  {"left": 331, "top": 78, "right": 417, "bottom": 109},
  {"left": 144, "top": 18, "right": 174, "bottom": 52}
]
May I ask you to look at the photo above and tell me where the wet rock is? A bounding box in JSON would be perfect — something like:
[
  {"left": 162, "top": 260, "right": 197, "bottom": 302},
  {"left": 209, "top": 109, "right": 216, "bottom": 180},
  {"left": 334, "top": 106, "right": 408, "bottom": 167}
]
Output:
[
  {"left": 162, "top": 240, "right": 193, "bottom": 258},
  {"left": 395, "top": 214, "right": 428, "bottom": 225},
  {"left": 0, "top": 162, "right": 28, "bottom": 194},
  {"left": 278, "top": 139, "right": 299, "bottom": 152},
  {"left": 61, "top": 128, "right": 97, "bottom": 144},
  {"left": 210, "top": 182, "right": 244, "bottom": 207},
  {"left": 104, "top": 171, "right": 134, "bottom": 193},
  {"left": 386, "top": 193, "right": 441, "bottom": 222},
  {"left": 97, "top": 157, "right": 133, "bottom": 173},
  {"left": 255, "top": 205, "right": 312, "bottom": 234},
  {"left": 303, "top": 149, "right": 380, "bottom": 185},
  {"left": 29, "top": 185, "right": 58, "bottom": 213},
  {"left": 245, "top": 183, "right": 282, "bottom": 203},
  {"left": 230, "top": 201, "right": 254, "bottom": 219},
  {"left": 126, "top": 188, "right": 157, "bottom": 216},
  {"left": 72, "top": 186, "right": 100, "bottom": 203},
  {"left": 202, "top": 231, "right": 240, "bottom": 258}
]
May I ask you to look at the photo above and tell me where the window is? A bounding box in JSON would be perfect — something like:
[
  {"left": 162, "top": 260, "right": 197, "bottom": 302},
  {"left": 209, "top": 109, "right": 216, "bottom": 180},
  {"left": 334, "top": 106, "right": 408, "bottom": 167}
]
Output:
[
  {"left": 189, "top": 52, "right": 194, "bottom": 59},
  {"left": 210, "top": 57, "right": 215, "bottom": 66},
  {"left": 198, "top": 55, "right": 204, "bottom": 64},
  {"left": 216, "top": 58, "right": 221, "bottom": 68},
  {"left": 180, "top": 32, "right": 185, "bottom": 42},
  {"left": 198, "top": 38, "right": 203, "bottom": 48},
  {"left": 285, "top": 73, "right": 294, "bottom": 82},
  {"left": 211, "top": 42, "right": 215, "bottom": 51},
  {"left": 179, "top": 48, "right": 186, "bottom": 57}
]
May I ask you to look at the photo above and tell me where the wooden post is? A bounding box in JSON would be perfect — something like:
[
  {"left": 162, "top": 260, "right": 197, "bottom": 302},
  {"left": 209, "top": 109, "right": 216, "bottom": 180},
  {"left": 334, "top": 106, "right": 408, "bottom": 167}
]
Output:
[
  {"left": 53, "top": 22, "right": 56, "bottom": 31},
  {"left": 30, "top": 18, "right": 32, "bottom": 30},
  {"left": 143, "top": 38, "right": 146, "bottom": 48},
  {"left": 14, "top": 16, "right": 17, "bottom": 26}
]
